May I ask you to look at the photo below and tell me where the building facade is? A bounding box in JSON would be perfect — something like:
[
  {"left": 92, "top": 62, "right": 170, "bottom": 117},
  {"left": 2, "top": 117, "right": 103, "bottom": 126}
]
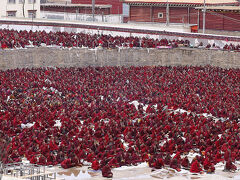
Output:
[
  {"left": 196, "top": 6, "right": 240, "bottom": 31},
  {"left": 122, "top": 0, "right": 239, "bottom": 30},
  {"left": 0, "top": 0, "right": 41, "bottom": 18},
  {"left": 41, "top": 3, "right": 111, "bottom": 15},
  {"left": 71, "top": 0, "right": 123, "bottom": 14}
]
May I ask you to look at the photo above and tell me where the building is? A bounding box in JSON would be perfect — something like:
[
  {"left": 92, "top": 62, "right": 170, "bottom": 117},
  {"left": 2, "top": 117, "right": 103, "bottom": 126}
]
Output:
[
  {"left": 41, "top": 3, "right": 111, "bottom": 15},
  {"left": 122, "top": 0, "right": 239, "bottom": 26},
  {"left": 0, "top": 0, "right": 41, "bottom": 18},
  {"left": 40, "top": 3, "right": 115, "bottom": 22},
  {"left": 196, "top": 6, "right": 240, "bottom": 31},
  {"left": 40, "top": 0, "right": 127, "bottom": 23},
  {"left": 42, "top": 0, "right": 71, "bottom": 3},
  {"left": 71, "top": 0, "right": 123, "bottom": 14}
]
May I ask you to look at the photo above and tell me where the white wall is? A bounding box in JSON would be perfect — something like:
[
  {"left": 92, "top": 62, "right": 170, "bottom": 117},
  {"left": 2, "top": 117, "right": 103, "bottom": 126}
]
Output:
[
  {"left": 41, "top": 11, "right": 123, "bottom": 23},
  {"left": 0, "top": 0, "right": 40, "bottom": 18}
]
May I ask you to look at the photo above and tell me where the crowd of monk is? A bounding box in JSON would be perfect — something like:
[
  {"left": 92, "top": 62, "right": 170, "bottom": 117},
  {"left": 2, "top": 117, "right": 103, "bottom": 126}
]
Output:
[
  {"left": 0, "top": 66, "right": 239, "bottom": 178},
  {"left": 0, "top": 29, "right": 239, "bottom": 51}
]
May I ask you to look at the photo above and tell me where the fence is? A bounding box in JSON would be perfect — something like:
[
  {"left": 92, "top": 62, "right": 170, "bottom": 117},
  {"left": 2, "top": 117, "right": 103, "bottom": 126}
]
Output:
[
  {"left": 1, "top": 162, "right": 56, "bottom": 180},
  {"left": 41, "top": 11, "right": 123, "bottom": 23}
]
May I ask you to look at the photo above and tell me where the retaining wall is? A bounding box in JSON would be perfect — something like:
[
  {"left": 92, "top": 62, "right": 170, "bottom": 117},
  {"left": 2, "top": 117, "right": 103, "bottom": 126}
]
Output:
[{"left": 0, "top": 48, "right": 239, "bottom": 70}]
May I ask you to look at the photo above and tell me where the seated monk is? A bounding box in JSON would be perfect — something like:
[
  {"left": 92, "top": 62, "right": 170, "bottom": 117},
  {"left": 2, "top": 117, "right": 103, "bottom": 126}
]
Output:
[
  {"left": 108, "top": 157, "right": 119, "bottom": 168},
  {"left": 47, "top": 153, "right": 56, "bottom": 166},
  {"left": 56, "top": 152, "right": 65, "bottom": 164},
  {"left": 148, "top": 157, "right": 155, "bottom": 168},
  {"left": 190, "top": 160, "right": 203, "bottom": 173},
  {"left": 30, "top": 156, "right": 37, "bottom": 164},
  {"left": 102, "top": 165, "right": 113, "bottom": 178},
  {"left": 71, "top": 155, "right": 80, "bottom": 167},
  {"left": 203, "top": 157, "right": 211, "bottom": 171},
  {"left": 154, "top": 158, "right": 164, "bottom": 169},
  {"left": 181, "top": 157, "right": 190, "bottom": 169},
  {"left": 38, "top": 155, "right": 46, "bottom": 165},
  {"left": 61, "top": 159, "right": 73, "bottom": 169},
  {"left": 170, "top": 158, "right": 181, "bottom": 171},
  {"left": 224, "top": 160, "right": 237, "bottom": 172},
  {"left": 164, "top": 154, "right": 171, "bottom": 165},
  {"left": 203, "top": 158, "right": 215, "bottom": 173},
  {"left": 91, "top": 159, "right": 100, "bottom": 170}
]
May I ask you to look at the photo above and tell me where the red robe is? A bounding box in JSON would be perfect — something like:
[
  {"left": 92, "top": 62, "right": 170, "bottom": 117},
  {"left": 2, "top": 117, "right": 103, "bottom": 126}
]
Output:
[
  {"left": 102, "top": 165, "right": 113, "bottom": 178},
  {"left": 91, "top": 160, "right": 100, "bottom": 170},
  {"left": 61, "top": 159, "right": 73, "bottom": 169},
  {"left": 190, "top": 160, "right": 203, "bottom": 173}
]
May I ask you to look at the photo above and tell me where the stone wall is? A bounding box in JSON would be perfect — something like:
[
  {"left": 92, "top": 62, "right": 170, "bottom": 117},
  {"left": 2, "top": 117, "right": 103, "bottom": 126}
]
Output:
[{"left": 0, "top": 48, "right": 239, "bottom": 70}]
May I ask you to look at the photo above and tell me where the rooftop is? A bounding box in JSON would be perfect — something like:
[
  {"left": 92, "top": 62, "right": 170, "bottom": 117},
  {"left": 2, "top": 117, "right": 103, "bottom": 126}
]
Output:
[
  {"left": 122, "top": 0, "right": 239, "bottom": 5},
  {"left": 195, "top": 5, "right": 240, "bottom": 11},
  {"left": 41, "top": 3, "right": 112, "bottom": 8}
]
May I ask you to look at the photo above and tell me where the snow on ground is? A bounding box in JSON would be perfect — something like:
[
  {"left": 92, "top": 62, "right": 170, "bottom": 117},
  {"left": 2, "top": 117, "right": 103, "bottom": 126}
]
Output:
[
  {"left": 129, "top": 100, "right": 141, "bottom": 110},
  {"left": 52, "top": 162, "right": 240, "bottom": 180},
  {"left": 113, "top": 162, "right": 148, "bottom": 171},
  {"left": 2, "top": 163, "right": 240, "bottom": 180},
  {"left": 129, "top": 100, "right": 229, "bottom": 123},
  {"left": 54, "top": 120, "right": 62, "bottom": 128},
  {"left": 21, "top": 122, "right": 35, "bottom": 129}
]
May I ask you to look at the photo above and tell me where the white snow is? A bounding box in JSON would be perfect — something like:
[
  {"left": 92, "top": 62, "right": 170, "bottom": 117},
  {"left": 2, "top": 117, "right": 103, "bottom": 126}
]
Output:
[
  {"left": 21, "top": 122, "right": 35, "bottom": 129},
  {"left": 143, "top": 105, "right": 148, "bottom": 112},
  {"left": 129, "top": 101, "right": 142, "bottom": 110},
  {"left": 114, "top": 162, "right": 148, "bottom": 171},
  {"left": 129, "top": 100, "right": 230, "bottom": 124},
  {"left": 54, "top": 120, "right": 62, "bottom": 128}
]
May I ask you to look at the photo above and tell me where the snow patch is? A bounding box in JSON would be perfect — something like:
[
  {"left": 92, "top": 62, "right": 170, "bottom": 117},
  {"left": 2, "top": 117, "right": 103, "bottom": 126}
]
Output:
[
  {"left": 21, "top": 123, "right": 35, "bottom": 129},
  {"left": 129, "top": 100, "right": 230, "bottom": 124},
  {"left": 114, "top": 162, "right": 148, "bottom": 171},
  {"left": 129, "top": 100, "right": 142, "bottom": 110},
  {"left": 143, "top": 105, "right": 148, "bottom": 112},
  {"left": 54, "top": 120, "right": 62, "bottom": 127}
]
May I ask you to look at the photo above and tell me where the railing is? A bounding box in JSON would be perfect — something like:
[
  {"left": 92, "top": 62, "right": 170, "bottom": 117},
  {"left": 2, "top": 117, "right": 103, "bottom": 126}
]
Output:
[
  {"left": 1, "top": 162, "right": 56, "bottom": 179},
  {"left": 41, "top": 11, "right": 123, "bottom": 23}
]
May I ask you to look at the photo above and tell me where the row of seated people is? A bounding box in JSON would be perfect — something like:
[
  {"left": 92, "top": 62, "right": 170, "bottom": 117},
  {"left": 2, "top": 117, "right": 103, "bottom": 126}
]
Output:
[
  {"left": 0, "top": 29, "right": 187, "bottom": 49},
  {"left": 0, "top": 29, "right": 239, "bottom": 51},
  {"left": 0, "top": 66, "right": 239, "bottom": 178}
]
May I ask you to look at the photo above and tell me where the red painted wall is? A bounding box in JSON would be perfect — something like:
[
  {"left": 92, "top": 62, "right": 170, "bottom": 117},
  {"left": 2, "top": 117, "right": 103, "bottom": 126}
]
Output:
[
  {"left": 130, "top": 6, "right": 151, "bottom": 22},
  {"left": 189, "top": 9, "right": 198, "bottom": 24},
  {"left": 199, "top": 11, "right": 240, "bottom": 31},
  {"left": 71, "top": 0, "right": 123, "bottom": 14},
  {"left": 130, "top": 6, "right": 198, "bottom": 24},
  {"left": 169, "top": 7, "right": 188, "bottom": 23},
  {"left": 41, "top": 6, "right": 110, "bottom": 15},
  {"left": 152, "top": 7, "right": 167, "bottom": 23},
  {"left": 129, "top": 5, "right": 240, "bottom": 31}
]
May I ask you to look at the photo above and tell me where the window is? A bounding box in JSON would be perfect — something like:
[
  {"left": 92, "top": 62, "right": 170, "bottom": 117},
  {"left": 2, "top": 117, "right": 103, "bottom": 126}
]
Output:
[
  {"left": 158, "top": 13, "right": 163, "bottom": 18},
  {"left": 28, "top": 10, "right": 36, "bottom": 18},
  {"left": 28, "top": 0, "right": 36, "bottom": 3},
  {"left": 7, "top": 11, "right": 16, "bottom": 17},
  {"left": 19, "top": 0, "right": 25, "bottom": 3},
  {"left": 8, "top": 0, "right": 16, "bottom": 4}
]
